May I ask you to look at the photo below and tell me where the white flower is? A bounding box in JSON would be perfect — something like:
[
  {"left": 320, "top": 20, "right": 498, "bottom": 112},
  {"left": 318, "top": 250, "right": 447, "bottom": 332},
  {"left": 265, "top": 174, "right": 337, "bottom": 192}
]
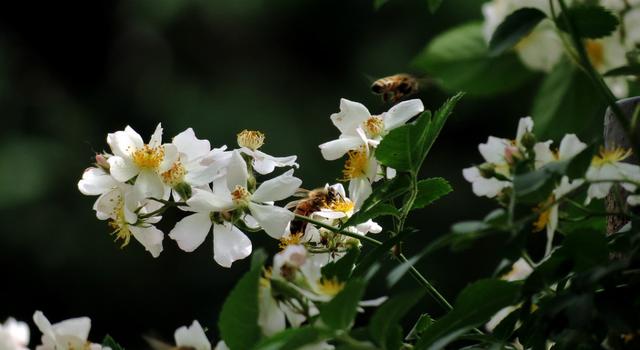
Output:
[
  {"left": 165, "top": 128, "right": 231, "bottom": 200},
  {"left": 33, "top": 311, "right": 107, "bottom": 350},
  {"left": 586, "top": 147, "right": 640, "bottom": 204},
  {"left": 214, "top": 341, "right": 230, "bottom": 350},
  {"left": 106, "top": 123, "right": 178, "bottom": 199},
  {"left": 93, "top": 184, "right": 164, "bottom": 257},
  {"left": 0, "top": 318, "right": 29, "bottom": 350},
  {"left": 78, "top": 166, "right": 119, "bottom": 197},
  {"left": 533, "top": 134, "right": 587, "bottom": 169},
  {"left": 174, "top": 321, "right": 211, "bottom": 350},
  {"left": 319, "top": 98, "right": 424, "bottom": 160},
  {"left": 463, "top": 117, "right": 534, "bottom": 198},
  {"left": 583, "top": 34, "right": 628, "bottom": 97},
  {"left": 237, "top": 130, "right": 298, "bottom": 175},
  {"left": 169, "top": 151, "right": 301, "bottom": 267},
  {"left": 482, "top": 0, "right": 563, "bottom": 72}
]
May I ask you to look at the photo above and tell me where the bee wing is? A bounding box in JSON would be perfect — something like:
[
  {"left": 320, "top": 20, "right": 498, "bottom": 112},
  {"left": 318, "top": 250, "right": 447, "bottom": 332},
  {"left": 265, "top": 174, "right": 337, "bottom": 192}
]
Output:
[{"left": 293, "top": 188, "right": 311, "bottom": 198}]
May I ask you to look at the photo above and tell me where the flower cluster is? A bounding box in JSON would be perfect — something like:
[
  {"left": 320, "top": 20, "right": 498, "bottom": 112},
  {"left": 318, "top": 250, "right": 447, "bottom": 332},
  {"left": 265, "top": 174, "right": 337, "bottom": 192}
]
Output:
[
  {"left": 319, "top": 99, "right": 424, "bottom": 207},
  {"left": 464, "top": 116, "right": 640, "bottom": 256},
  {"left": 78, "top": 125, "right": 299, "bottom": 266},
  {"left": 482, "top": 0, "right": 639, "bottom": 96}
]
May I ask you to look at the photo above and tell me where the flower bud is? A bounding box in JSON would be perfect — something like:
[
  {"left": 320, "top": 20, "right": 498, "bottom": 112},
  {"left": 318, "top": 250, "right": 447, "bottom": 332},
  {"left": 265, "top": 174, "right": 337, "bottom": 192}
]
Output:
[
  {"left": 520, "top": 131, "right": 537, "bottom": 150},
  {"left": 95, "top": 153, "right": 110, "bottom": 171}
]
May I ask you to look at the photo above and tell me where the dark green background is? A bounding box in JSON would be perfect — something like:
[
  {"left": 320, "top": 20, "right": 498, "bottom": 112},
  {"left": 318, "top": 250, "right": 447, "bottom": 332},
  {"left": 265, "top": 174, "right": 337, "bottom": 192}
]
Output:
[{"left": 0, "top": 0, "right": 567, "bottom": 347}]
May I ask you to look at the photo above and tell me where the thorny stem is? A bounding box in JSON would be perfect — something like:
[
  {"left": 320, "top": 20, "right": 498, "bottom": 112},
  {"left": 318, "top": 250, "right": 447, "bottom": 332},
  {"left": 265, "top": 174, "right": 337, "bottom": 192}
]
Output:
[{"left": 294, "top": 214, "right": 455, "bottom": 312}]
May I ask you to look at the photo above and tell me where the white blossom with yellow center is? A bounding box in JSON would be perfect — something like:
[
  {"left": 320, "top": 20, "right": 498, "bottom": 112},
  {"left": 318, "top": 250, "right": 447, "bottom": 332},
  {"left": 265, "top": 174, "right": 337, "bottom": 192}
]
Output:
[
  {"left": 236, "top": 130, "right": 299, "bottom": 175},
  {"left": 33, "top": 311, "right": 108, "bottom": 350},
  {"left": 106, "top": 123, "right": 178, "bottom": 200},
  {"left": 169, "top": 150, "right": 302, "bottom": 267},
  {"left": 92, "top": 184, "right": 164, "bottom": 257},
  {"left": 586, "top": 146, "right": 640, "bottom": 203},
  {"left": 319, "top": 98, "right": 424, "bottom": 161},
  {"left": 0, "top": 317, "right": 29, "bottom": 350}
]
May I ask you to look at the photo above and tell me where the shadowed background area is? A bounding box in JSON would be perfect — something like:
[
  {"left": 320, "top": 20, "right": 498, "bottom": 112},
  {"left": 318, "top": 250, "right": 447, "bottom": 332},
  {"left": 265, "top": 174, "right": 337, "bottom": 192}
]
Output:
[{"left": 0, "top": 0, "right": 552, "bottom": 347}]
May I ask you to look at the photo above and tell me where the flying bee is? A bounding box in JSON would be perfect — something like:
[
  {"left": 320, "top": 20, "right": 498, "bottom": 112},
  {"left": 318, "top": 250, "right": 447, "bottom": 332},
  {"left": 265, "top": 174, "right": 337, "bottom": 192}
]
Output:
[
  {"left": 286, "top": 187, "right": 341, "bottom": 236},
  {"left": 370, "top": 73, "right": 420, "bottom": 103}
]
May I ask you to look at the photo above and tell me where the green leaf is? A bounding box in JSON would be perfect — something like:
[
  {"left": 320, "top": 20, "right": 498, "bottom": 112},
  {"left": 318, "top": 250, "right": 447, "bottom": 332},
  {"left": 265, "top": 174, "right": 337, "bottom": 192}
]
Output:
[
  {"left": 369, "top": 289, "right": 425, "bottom": 349},
  {"left": 376, "top": 93, "right": 464, "bottom": 172},
  {"left": 556, "top": 5, "right": 619, "bottom": 39},
  {"left": 374, "top": 0, "right": 389, "bottom": 10},
  {"left": 513, "top": 166, "right": 557, "bottom": 204},
  {"left": 219, "top": 253, "right": 267, "bottom": 349},
  {"left": 343, "top": 174, "right": 409, "bottom": 227},
  {"left": 252, "top": 326, "right": 325, "bottom": 350},
  {"left": 319, "top": 279, "right": 367, "bottom": 331},
  {"left": 102, "top": 335, "right": 125, "bottom": 350},
  {"left": 406, "top": 314, "right": 435, "bottom": 340},
  {"left": 604, "top": 65, "right": 640, "bottom": 77},
  {"left": 415, "top": 279, "right": 521, "bottom": 350},
  {"left": 488, "top": 8, "right": 547, "bottom": 56},
  {"left": 532, "top": 60, "right": 603, "bottom": 139},
  {"left": 562, "top": 229, "right": 608, "bottom": 272},
  {"left": 427, "top": 0, "right": 443, "bottom": 13},
  {"left": 322, "top": 246, "right": 360, "bottom": 282},
  {"left": 413, "top": 22, "right": 535, "bottom": 96},
  {"left": 412, "top": 177, "right": 453, "bottom": 210}
]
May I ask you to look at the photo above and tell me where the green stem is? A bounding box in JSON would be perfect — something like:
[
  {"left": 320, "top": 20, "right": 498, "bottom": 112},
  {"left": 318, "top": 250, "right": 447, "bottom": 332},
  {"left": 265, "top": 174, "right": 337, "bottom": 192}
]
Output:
[
  {"left": 294, "top": 214, "right": 455, "bottom": 312},
  {"left": 398, "top": 172, "right": 419, "bottom": 233}
]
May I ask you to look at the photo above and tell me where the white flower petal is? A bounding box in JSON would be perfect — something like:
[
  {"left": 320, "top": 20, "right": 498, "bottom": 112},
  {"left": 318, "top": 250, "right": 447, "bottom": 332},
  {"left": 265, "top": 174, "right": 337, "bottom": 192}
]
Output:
[
  {"left": 252, "top": 169, "right": 302, "bottom": 203},
  {"left": 169, "top": 213, "right": 212, "bottom": 252},
  {"left": 107, "top": 130, "right": 139, "bottom": 158},
  {"left": 148, "top": 123, "right": 163, "bottom": 148},
  {"left": 319, "top": 136, "right": 365, "bottom": 161},
  {"left": 174, "top": 320, "right": 211, "bottom": 350},
  {"left": 330, "top": 99, "right": 371, "bottom": 135},
  {"left": 383, "top": 99, "right": 424, "bottom": 130},
  {"left": 108, "top": 156, "right": 139, "bottom": 182},
  {"left": 124, "top": 126, "right": 145, "bottom": 149},
  {"left": 558, "top": 134, "right": 587, "bottom": 160},
  {"left": 356, "top": 219, "right": 382, "bottom": 234},
  {"left": 258, "top": 286, "right": 286, "bottom": 336},
  {"left": 249, "top": 203, "right": 294, "bottom": 239},
  {"left": 533, "top": 141, "right": 555, "bottom": 169},
  {"left": 173, "top": 128, "right": 211, "bottom": 161},
  {"left": 187, "top": 188, "right": 233, "bottom": 212},
  {"left": 226, "top": 151, "right": 248, "bottom": 190},
  {"left": 134, "top": 169, "right": 166, "bottom": 199},
  {"left": 349, "top": 178, "right": 372, "bottom": 209},
  {"left": 252, "top": 151, "right": 298, "bottom": 175},
  {"left": 158, "top": 144, "right": 179, "bottom": 173},
  {"left": 78, "top": 168, "right": 118, "bottom": 195},
  {"left": 130, "top": 225, "right": 164, "bottom": 258},
  {"left": 545, "top": 205, "right": 558, "bottom": 257},
  {"left": 213, "top": 223, "right": 252, "bottom": 268},
  {"left": 515, "top": 117, "right": 534, "bottom": 143},
  {"left": 478, "top": 137, "right": 508, "bottom": 164}
]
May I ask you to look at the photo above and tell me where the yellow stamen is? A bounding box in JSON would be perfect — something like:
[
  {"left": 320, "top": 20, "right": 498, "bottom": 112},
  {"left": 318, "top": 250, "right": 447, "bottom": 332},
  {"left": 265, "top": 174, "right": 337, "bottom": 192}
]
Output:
[
  {"left": 586, "top": 40, "right": 604, "bottom": 70},
  {"left": 532, "top": 196, "right": 554, "bottom": 232},
  {"left": 160, "top": 161, "right": 186, "bottom": 186},
  {"left": 341, "top": 148, "right": 369, "bottom": 180},
  {"left": 132, "top": 144, "right": 165, "bottom": 170},
  {"left": 279, "top": 233, "right": 302, "bottom": 249},
  {"left": 318, "top": 277, "right": 344, "bottom": 296},
  {"left": 237, "top": 130, "right": 265, "bottom": 150},
  {"left": 231, "top": 185, "right": 251, "bottom": 207},
  {"left": 108, "top": 200, "right": 132, "bottom": 248},
  {"left": 363, "top": 116, "right": 384, "bottom": 138},
  {"left": 328, "top": 199, "right": 354, "bottom": 213},
  {"left": 592, "top": 146, "right": 632, "bottom": 167}
]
